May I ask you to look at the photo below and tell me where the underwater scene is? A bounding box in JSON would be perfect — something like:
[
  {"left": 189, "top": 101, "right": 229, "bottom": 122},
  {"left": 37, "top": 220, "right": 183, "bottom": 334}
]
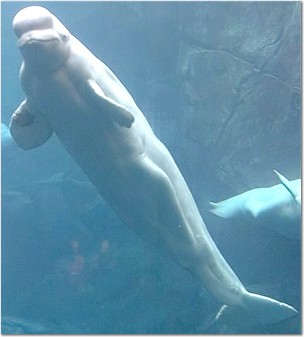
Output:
[{"left": 1, "top": 1, "right": 301, "bottom": 334}]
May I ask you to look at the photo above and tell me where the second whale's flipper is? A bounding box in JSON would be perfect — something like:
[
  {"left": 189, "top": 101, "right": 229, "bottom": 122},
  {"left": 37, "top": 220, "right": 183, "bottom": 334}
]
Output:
[
  {"left": 208, "top": 189, "right": 265, "bottom": 219},
  {"left": 2, "top": 122, "right": 21, "bottom": 157},
  {"left": 274, "top": 170, "right": 301, "bottom": 206},
  {"left": 209, "top": 195, "right": 246, "bottom": 219}
]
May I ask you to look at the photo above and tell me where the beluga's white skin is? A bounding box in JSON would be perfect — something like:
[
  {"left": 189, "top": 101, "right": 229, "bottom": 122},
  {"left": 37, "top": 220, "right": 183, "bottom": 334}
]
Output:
[
  {"left": 210, "top": 170, "right": 301, "bottom": 240},
  {"left": 10, "top": 6, "right": 298, "bottom": 324}
]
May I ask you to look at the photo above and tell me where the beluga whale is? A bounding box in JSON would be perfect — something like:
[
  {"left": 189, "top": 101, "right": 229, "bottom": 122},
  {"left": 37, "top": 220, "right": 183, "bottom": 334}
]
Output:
[
  {"left": 9, "top": 6, "right": 298, "bottom": 324},
  {"left": 209, "top": 170, "right": 301, "bottom": 240},
  {"left": 2, "top": 122, "right": 21, "bottom": 158}
]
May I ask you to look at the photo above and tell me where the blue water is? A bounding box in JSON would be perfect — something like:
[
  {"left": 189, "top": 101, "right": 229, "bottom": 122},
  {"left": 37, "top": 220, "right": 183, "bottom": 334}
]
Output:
[{"left": 1, "top": 1, "right": 301, "bottom": 334}]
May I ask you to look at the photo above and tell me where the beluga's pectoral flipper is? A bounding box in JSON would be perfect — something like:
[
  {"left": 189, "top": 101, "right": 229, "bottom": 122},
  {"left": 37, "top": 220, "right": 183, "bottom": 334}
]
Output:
[
  {"left": 273, "top": 170, "right": 301, "bottom": 206},
  {"left": 87, "top": 79, "right": 135, "bottom": 128},
  {"left": 10, "top": 100, "right": 53, "bottom": 150}
]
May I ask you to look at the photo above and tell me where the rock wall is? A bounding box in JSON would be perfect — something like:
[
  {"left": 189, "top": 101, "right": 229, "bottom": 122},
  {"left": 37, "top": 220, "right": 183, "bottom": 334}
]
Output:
[{"left": 175, "top": 2, "right": 301, "bottom": 193}]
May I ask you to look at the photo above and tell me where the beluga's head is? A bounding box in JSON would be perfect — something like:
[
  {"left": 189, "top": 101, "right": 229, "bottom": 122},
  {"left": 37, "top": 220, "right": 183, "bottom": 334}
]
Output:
[{"left": 13, "top": 6, "right": 71, "bottom": 72}]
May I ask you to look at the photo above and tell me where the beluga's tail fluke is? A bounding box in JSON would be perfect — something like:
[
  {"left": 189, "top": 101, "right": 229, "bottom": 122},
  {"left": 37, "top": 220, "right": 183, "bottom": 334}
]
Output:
[
  {"left": 216, "top": 291, "right": 298, "bottom": 325},
  {"left": 244, "top": 292, "right": 298, "bottom": 323}
]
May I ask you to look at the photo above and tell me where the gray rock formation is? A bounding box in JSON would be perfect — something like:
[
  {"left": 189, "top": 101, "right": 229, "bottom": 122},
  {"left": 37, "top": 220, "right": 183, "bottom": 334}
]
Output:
[{"left": 176, "top": 2, "right": 301, "bottom": 193}]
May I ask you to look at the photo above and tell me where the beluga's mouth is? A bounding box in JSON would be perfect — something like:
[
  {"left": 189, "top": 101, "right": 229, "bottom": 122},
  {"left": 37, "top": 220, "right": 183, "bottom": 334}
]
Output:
[
  {"left": 17, "top": 27, "right": 60, "bottom": 49},
  {"left": 18, "top": 35, "right": 58, "bottom": 48}
]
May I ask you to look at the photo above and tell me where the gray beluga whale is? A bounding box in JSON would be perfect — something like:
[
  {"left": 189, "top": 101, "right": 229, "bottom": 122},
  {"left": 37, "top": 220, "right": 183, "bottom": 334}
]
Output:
[
  {"left": 10, "top": 6, "right": 297, "bottom": 324},
  {"left": 210, "top": 171, "right": 301, "bottom": 239}
]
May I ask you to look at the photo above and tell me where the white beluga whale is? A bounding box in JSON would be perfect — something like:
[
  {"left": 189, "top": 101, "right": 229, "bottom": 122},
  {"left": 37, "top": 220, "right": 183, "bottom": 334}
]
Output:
[
  {"left": 210, "top": 170, "right": 301, "bottom": 239},
  {"left": 9, "top": 6, "right": 297, "bottom": 324},
  {"left": 2, "top": 122, "right": 21, "bottom": 158}
]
